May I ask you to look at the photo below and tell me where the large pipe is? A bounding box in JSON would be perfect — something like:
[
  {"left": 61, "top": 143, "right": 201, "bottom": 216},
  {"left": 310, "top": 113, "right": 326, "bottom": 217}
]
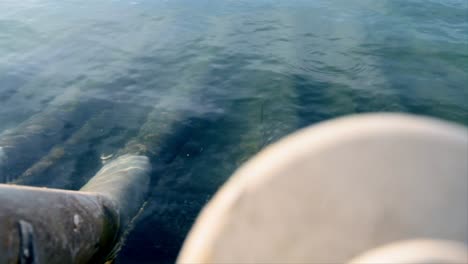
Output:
[
  {"left": 0, "top": 47, "right": 216, "bottom": 262},
  {"left": 0, "top": 154, "right": 150, "bottom": 264},
  {"left": 0, "top": 100, "right": 111, "bottom": 183},
  {"left": 13, "top": 103, "right": 151, "bottom": 189},
  {"left": 0, "top": 185, "right": 119, "bottom": 264},
  {"left": 11, "top": 109, "right": 112, "bottom": 187}
]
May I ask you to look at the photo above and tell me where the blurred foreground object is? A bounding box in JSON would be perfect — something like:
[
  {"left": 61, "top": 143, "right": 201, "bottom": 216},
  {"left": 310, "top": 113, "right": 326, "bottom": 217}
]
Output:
[
  {"left": 178, "top": 114, "right": 468, "bottom": 263},
  {"left": 349, "top": 239, "right": 467, "bottom": 264},
  {"left": 0, "top": 155, "right": 150, "bottom": 263}
]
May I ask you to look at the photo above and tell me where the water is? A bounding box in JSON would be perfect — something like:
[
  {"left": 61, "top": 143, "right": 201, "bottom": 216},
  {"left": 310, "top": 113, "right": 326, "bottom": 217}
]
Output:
[{"left": 1, "top": 0, "right": 467, "bottom": 262}]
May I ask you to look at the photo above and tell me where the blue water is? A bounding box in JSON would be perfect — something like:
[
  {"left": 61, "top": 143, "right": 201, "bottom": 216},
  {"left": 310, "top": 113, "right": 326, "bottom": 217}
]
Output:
[{"left": 1, "top": 0, "right": 467, "bottom": 263}]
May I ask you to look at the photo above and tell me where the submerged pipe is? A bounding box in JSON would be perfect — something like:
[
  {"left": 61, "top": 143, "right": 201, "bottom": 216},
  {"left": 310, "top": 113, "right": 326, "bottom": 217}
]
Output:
[
  {"left": 13, "top": 103, "right": 151, "bottom": 189},
  {"left": 0, "top": 100, "right": 110, "bottom": 183},
  {"left": 0, "top": 154, "right": 150, "bottom": 264},
  {"left": 0, "top": 59, "right": 206, "bottom": 261},
  {"left": 11, "top": 109, "right": 111, "bottom": 187}
]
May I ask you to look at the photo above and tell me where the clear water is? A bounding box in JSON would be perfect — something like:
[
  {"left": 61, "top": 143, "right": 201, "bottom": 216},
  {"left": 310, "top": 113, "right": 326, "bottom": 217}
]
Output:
[{"left": 0, "top": 0, "right": 467, "bottom": 262}]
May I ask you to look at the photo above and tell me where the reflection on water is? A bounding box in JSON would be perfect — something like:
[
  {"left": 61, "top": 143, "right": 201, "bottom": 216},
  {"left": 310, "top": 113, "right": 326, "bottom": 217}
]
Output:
[{"left": 0, "top": 0, "right": 467, "bottom": 263}]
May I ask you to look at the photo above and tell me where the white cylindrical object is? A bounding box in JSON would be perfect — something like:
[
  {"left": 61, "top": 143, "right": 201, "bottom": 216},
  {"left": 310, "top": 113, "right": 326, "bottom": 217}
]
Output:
[{"left": 178, "top": 114, "right": 468, "bottom": 263}]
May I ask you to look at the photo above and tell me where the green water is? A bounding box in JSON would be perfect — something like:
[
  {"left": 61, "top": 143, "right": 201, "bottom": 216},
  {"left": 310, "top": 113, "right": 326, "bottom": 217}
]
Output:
[{"left": 0, "top": 0, "right": 467, "bottom": 262}]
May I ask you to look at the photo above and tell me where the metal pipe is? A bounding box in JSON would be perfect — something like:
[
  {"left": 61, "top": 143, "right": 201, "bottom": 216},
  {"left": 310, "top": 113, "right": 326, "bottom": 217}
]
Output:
[
  {"left": 0, "top": 155, "right": 150, "bottom": 264},
  {"left": 0, "top": 185, "right": 119, "bottom": 263}
]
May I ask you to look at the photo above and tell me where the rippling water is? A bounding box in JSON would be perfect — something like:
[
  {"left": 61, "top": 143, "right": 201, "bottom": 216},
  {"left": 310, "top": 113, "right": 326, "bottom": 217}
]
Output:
[{"left": 1, "top": 0, "right": 467, "bottom": 262}]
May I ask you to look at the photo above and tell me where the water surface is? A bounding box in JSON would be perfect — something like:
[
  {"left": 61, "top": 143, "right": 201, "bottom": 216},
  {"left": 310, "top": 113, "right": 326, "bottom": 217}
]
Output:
[{"left": 0, "top": 0, "right": 467, "bottom": 263}]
